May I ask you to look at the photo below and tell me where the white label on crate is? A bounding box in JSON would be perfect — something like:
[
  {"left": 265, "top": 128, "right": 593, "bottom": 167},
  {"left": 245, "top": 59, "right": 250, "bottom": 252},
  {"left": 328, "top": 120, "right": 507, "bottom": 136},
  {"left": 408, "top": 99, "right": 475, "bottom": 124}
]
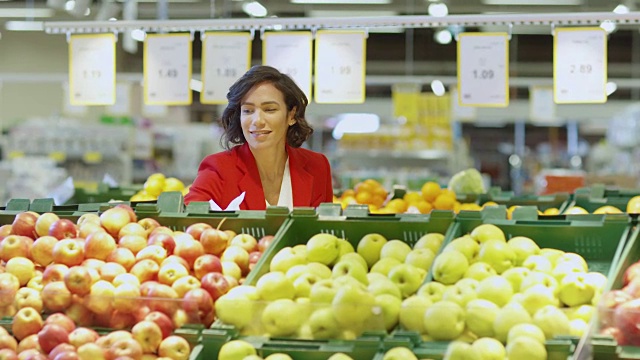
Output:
[
  {"left": 201, "top": 32, "right": 252, "bottom": 104},
  {"left": 144, "top": 34, "right": 192, "bottom": 105},
  {"left": 530, "top": 86, "right": 558, "bottom": 124},
  {"left": 314, "top": 30, "right": 366, "bottom": 104},
  {"left": 69, "top": 34, "right": 116, "bottom": 106},
  {"left": 457, "top": 32, "right": 509, "bottom": 107},
  {"left": 106, "top": 83, "right": 132, "bottom": 115},
  {"left": 263, "top": 32, "right": 313, "bottom": 101},
  {"left": 553, "top": 27, "right": 607, "bottom": 104}
]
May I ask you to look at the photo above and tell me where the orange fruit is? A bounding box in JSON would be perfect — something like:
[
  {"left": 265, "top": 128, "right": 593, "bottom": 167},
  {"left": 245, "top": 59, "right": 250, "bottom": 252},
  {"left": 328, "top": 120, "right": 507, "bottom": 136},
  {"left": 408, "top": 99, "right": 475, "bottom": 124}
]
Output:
[
  {"left": 144, "top": 177, "right": 165, "bottom": 197},
  {"left": 372, "top": 195, "right": 386, "bottom": 208},
  {"left": 386, "top": 199, "right": 409, "bottom": 213},
  {"left": 440, "top": 189, "right": 457, "bottom": 199},
  {"left": 421, "top": 182, "right": 442, "bottom": 203},
  {"left": 355, "top": 191, "right": 373, "bottom": 205},
  {"left": 433, "top": 194, "right": 455, "bottom": 210},
  {"left": 543, "top": 207, "right": 560, "bottom": 215},
  {"left": 628, "top": 196, "right": 640, "bottom": 214},
  {"left": 482, "top": 201, "right": 499, "bottom": 208},
  {"left": 594, "top": 205, "right": 623, "bottom": 214},
  {"left": 341, "top": 189, "right": 356, "bottom": 199},
  {"left": 163, "top": 177, "right": 185, "bottom": 192},
  {"left": 404, "top": 192, "right": 423, "bottom": 204},
  {"left": 414, "top": 201, "right": 433, "bottom": 214}
]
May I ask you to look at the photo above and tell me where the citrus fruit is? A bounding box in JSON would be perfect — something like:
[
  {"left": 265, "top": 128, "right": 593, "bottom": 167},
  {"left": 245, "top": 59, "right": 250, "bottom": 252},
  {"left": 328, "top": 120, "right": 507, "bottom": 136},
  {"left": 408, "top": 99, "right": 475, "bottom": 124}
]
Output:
[
  {"left": 163, "top": 177, "right": 185, "bottom": 192},
  {"left": 421, "top": 182, "right": 442, "bottom": 203},
  {"left": 627, "top": 196, "right": 640, "bottom": 214},
  {"left": 594, "top": 205, "right": 623, "bottom": 214},
  {"left": 564, "top": 206, "right": 589, "bottom": 215},
  {"left": 543, "top": 207, "right": 560, "bottom": 215}
]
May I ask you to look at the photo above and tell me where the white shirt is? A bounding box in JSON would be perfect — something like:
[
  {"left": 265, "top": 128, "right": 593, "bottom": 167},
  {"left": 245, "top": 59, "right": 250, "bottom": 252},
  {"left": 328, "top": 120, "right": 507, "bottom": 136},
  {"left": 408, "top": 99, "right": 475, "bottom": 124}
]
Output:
[{"left": 265, "top": 157, "right": 293, "bottom": 210}]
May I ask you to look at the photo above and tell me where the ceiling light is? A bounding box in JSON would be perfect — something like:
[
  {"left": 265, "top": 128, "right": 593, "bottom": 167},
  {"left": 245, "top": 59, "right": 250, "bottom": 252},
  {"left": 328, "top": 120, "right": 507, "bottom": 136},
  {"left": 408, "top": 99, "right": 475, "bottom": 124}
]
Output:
[
  {"left": 431, "top": 80, "right": 446, "bottom": 96},
  {"left": 293, "top": 0, "right": 391, "bottom": 4},
  {"left": 5, "top": 21, "right": 45, "bottom": 31},
  {"left": 613, "top": 4, "right": 630, "bottom": 14},
  {"left": 434, "top": 29, "right": 452, "bottom": 44},
  {"left": 600, "top": 20, "right": 616, "bottom": 33},
  {"left": 131, "top": 29, "right": 146, "bottom": 41},
  {"left": 243, "top": 1, "right": 267, "bottom": 17},
  {"left": 606, "top": 82, "right": 617, "bottom": 96},
  {"left": 428, "top": 3, "right": 448, "bottom": 17},
  {"left": 0, "top": 8, "right": 55, "bottom": 18},
  {"left": 482, "top": 0, "right": 582, "bottom": 4}
]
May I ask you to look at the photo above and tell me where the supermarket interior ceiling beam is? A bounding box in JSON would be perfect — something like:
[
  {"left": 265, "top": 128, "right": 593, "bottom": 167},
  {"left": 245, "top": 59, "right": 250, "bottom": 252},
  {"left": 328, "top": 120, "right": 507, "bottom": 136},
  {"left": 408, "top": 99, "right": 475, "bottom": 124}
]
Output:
[{"left": 44, "top": 11, "right": 640, "bottom": 34}]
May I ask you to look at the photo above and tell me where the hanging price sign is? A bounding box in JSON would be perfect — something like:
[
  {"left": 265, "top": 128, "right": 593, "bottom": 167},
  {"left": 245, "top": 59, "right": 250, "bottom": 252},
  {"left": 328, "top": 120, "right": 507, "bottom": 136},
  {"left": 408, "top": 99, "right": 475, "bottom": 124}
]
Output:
[
  {"left": 69, "top": 34, "right": 116, "bottom": 105},
  {"left": 553, "top": 27, "right": 607, "bottom": 104},
  {"left": 144, "top": 34, "right": 192, "bottom": 105},
  {"left": 315, "top": 30, "right": 366, "bottom": 104},
  {"left": 457, "top": 32, "right": 509, "bottom": 107},
  {"left": 201, "top": 32, "right": 252, "bottom": 104},
  {"left": 263, "top": 32, "right": 313, "bottom": 101}
]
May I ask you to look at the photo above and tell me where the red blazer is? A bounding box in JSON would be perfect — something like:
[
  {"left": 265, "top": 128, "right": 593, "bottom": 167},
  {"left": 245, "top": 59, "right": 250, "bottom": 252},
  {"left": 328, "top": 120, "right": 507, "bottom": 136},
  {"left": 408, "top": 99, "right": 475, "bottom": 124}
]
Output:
[{"left": 184, "top": 143, "right": 333, "bottom": 210}]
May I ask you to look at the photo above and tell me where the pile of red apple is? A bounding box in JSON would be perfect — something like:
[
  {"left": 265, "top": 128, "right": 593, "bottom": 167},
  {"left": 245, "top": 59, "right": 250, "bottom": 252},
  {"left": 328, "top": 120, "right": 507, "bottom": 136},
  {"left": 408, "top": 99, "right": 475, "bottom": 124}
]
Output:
[
  {"left": 598, "top": 258, "right": 640, "bottom": 346},
  {"left": 0, "top": 206, "right": 275, "bottom": 358}
]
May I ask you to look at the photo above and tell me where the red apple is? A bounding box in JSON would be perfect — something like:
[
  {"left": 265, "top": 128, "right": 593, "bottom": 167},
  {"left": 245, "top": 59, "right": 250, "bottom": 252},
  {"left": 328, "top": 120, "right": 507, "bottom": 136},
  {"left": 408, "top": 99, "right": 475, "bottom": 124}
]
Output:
[
  {"left": 0, "top": 349, "right": 17, "bottom": 360},
  {"left": 600, "top": 290, "right": 633, "bottom": 328},
  {"left": 185, "top": 223, "right": 212, "bottom": 242},
  {"left": 100, "top": 208, "right": 132, "bottom": 238},
  {"left": 52, "top": 239, "right": 84, "bottom": 267},
  {"left": 229, "top": 234, "right": 258, "bottom": 253},
  {"left": 26, "top": 275, "right": 43, "bottom": 292},
  {"left": 115, "top": 204, "right": 137, "bottom": 223},
  {"left": 0, "top": 273, "right": 20, "bottom": 307},
  {"left": 17, "top": 349, "right": 45, "bottom": 360},
  {"left": 118, "top": 223, "right": 147, "bottom": 241},
  {"left": 173, "top": 239, "right": 204, "bottom": 269},
  {"left": 199, "top": 229, "right": 229, "bottom": 256},
  {"left": 81, "top": 258, "right": 105, "bottom": 271},
  {"left": 257, "top": 235, "right": 275, "bottom": 252},
  {"left": 41, "top": 281, "right": 72, "bottom": 312},
  {"left": 106, "top": 248, "right": 136, "bottom": 271},
  {"left": 42, "top": 264, "right": 70, "bottom": 285},
  {"left": 132, "top": 306, "right": 152, "bottom": 323},
  {"left": 248, "top": 251, "right": 261, "bottom": 270},
  {"left": 183, "top": 288, "right": 214, "bottom": 321},
  {"left": 64, "top": 266, "right": 92, "bottom": 296},
  {"left": 52, "top": 351, "right": 79, "bottom": 360},
  {"left": 83, "top": 232, "right": 116, "bottom": 261},
  {"left": 614, "top": 298, "right": 640, "bottom": 345},
  {"left": 77, "top": 343, "right": 105, "bottom": 360},
  {"left": 601, "top": 326, "right": 626, "bottom": 344},
  {"left": 49, "top": 344, "right": 76, "bottom": 360},
  {"left": 0, "top": 235, "right": 30, "bottom": 262},
  {"left": 171, "top": 276, "right": 200, "bottom": 298},
  {"left": 146, "top": 284, "right": 180, "bottom": 316},
  {"left": 45, "top": 313, "right": 76, "bottom": 334},
  {"left": 132, "top": 321, "right": 163, "bottom": 354},
  {"left": 95, "top": 330, "right": 132, "bottom": 350},
  {"left": 223, "top": 275, "right": 239, "bottom": 288},
  {"left": 30, "top": 236, "right": 58, "bottom": 267},
  {"left": 140, "top": 281, "right": 161, "bottom": 297},
  {"left": 99, "top": 262, "right": 127, "bottom": 283},
  {"left": 68, "top": 328, "right": 99, "bottom": 348},
  {"left": 0, "top": 333, "right": 17, "bottom": 351},
  {"left": 76, "top": 213, "right": 101, "bottom": 227},
  {"left": 11, "top": 212, "right": 38, "bottom": 239},
  {"left": 220, "top": 246, "right": 249, "bottom": 274},
  {"left": 118, "top": 235, "right": 147, "bottom": 256},
  {"left": 161, "top": 256, "right": 190, "bottom": 271},
  {"left": 158, "top": 336, "right": 190, "bottom": 360},
  {"left": 138, "top": 218, "right": 161, "bottom": 237},
  {"left": 200, "top": 272, "right": 229, "bottom": 301},
  {"left": 625, "top": 262, "right": 640, "bottom": 286},
  {"left": 157, "top": 262, "right": 189, "bottom": 286},
  {"left": 192, "top": 254, "right": 222, "bottom": 279},
  {"left": 78, "top": 222, "right": 105, "bottom": 239},
  {"left": 109, "top": 310, "right": 136, "bottom": 330},
  {"left": 12, "top": 307, "right": 44, "bottom": 341},
  {"left": 144, "top": 311, "right": 174, "bottom": 339},
  {"left": 147, "top": 233, "right": 176, "bottom": 255},
  {"left": 37, "top": 323, "right": 70, "bottom": 354},
  {"left": 136, "top": 245, "right": 167, "bottom": 265},
  {"left": 17, "top": 334, "right": 40, "bottom": 353},
  {"left": 224, "top": 230, "right": 237, "bottom": 240},
  {"left": 4, "top": 256, "right": 34, "bottom": 286},
  {"left": 150, "top": 227, "right": 174, "bottom": 239},
  {"left": 130, "top": 259, "right": 160, "bottom": 283},
  {"left": 113, "top": 283, "right": 142, "bottom": 313},
  {"left": 64, "top": 302, "right": 93, "bottom": 328},
  {"left": 13, "top": 287, "right": 43, "bottom": 313},
  {"left": 35, "top": 213, "right": 60, "bottom": 238},
  {"left": 48, "top": 219, "right": 78, "bottom": 240},
  {"left": 107, "top": 338, "right": 143, "bottom": 360},
  {"left": 0, "top": 225, "right": 12, "bottom": 241}
]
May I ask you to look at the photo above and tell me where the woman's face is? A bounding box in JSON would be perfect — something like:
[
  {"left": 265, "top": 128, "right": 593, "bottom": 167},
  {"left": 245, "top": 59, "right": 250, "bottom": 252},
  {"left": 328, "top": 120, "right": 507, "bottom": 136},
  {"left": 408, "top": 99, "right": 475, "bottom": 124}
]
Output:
[{"left": 240, "top": 82, "right": 295, "bottom": 152}]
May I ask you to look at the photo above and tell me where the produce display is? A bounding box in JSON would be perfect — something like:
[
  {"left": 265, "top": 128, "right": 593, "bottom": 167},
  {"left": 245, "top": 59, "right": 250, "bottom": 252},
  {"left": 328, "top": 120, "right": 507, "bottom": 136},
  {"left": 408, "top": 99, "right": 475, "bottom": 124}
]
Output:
[
  {"left": 218, "top": 340, "right": 355, "bottom": 360},
  {"left": 130, "top": 173, "right": 190, "bottom": 202},
  {"left": 214, "top": 231, "right": 446, "bottom": 339}
]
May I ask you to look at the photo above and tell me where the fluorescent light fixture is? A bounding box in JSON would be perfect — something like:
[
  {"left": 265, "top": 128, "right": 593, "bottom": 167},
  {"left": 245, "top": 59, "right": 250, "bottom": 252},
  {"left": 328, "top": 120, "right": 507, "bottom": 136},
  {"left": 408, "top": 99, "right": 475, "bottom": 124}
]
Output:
[
  {"left": 131, "top": 28, "right": 146, "bottom": 41},
  {"left": 190, "top": 79, "right": 203, "bottom": 92},
  {"left": 309, "top": 10, "right": 396, "bottom": 17},
  {"left": 331, "top": 113, "right": 380, "bottom": 140},
  {"left": 606, "top": 82, "right": 617, "bottom": 96},
  {"left": 0, "top": 8, "right": 54, "bottom": 18},
  {"left": 243, "top": 1, "right": 267, "bottom": 17},
  {"left": 600, "top": 20, "right": 616, "bottom": 33},
  {"left": 293, "top": 0, "right": 391, "bottom": 4},
  {"left": 5, "top": 21, "right": 45, "bottom": 31},
  {"left": 613, "top": 4, "right": 630, "bottom": 14},
  {"left": 482, "top": 0, "right": 582, "bottom": 4},
  {"left": 434, "top": 29, "right": 452, "bottom": 44},
  {"left": 431, "top": 80, "right": 446, "bottom": 96},
  {"left": 428, "top": 3, "right": 448, "bottom": 17}
]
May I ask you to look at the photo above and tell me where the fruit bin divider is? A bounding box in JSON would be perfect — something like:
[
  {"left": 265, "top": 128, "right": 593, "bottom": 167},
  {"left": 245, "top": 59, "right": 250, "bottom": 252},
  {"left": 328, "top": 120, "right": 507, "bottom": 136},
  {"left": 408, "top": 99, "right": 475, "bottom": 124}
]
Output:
[
  {"left": 483, "top": 192, "right": 571, "bottom": 213},
  {"left": 201, "top": 208, "right": 457, "bottom": 360}
]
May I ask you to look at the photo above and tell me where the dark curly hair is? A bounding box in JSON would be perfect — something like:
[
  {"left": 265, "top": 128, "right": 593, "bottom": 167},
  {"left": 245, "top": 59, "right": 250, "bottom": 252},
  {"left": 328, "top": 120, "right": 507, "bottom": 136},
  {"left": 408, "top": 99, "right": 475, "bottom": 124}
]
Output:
[{"left": 220, "top": 65, "right": 313, "bottom": 149}]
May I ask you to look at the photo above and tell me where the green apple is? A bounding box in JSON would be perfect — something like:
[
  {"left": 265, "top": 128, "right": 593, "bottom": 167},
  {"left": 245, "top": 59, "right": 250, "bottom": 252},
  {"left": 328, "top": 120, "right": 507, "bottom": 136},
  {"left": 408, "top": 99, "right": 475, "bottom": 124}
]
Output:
[
  {"left": 585, "top": 271, "right": 608, "bottom": 291},
  {"left": 306, "top": 233, "right": 340, "bottom": 266},
  {"left": 270, "top": 247, "right": 307, "bottom": 273},
  {"left": 293, "top": 273, "right": 323, "bottom": 298},
  {"left": 455, "top": 328, "right": 479, "bottom": 344},
  {"left": 463, "top": 262, "right": 497, "bottom": 281},
  {"left": 519, "top": 284, "right": 560, "bottom": 316},
  {"left": 215, "top": 285, "right": 259, "bottom": 329},
  {"left": 457, "top": 278, "right": 479, "bottom": 293},
  {"left": 357, "top": 233, "right": 388, "bottom": 268},
  {"left": 388, "top": 264, "right": 424, "bottom": 298},
  {"left": 493, "top": 301, "right": 532, "bottom": 343},
  {"left": 309, "top": 279, "right": 339, "bottom": 304},
  {"left": 337, "top": 238, "right": 355, "bottom": 257},
  {"left": 370, "top": 258, "right": 402, "bottom": 276},
  {"left": 383, "top": 347, "right": 418, "bottom": 360},
  {"left": 218, "top": 340, "right": 257, "bottom": 360},
  {"left": 443, "top": 341, "right": 481, "bottom": 360},
  {"left": 375, "top": 294, "right": 402, "bottom": 331},
  {"left": 520, "top": 272, "right": 558, "bottom": 295},
  {"left": 470, "top": 224, "right": 506, "bottom": 244},
  {"left": 557, "top": 252, "right": 588, "bottom": 272},
  {"left": 243, "top": 356, "right": 264, "bottom": 360},
  {"left": 501, "top": 267, "right": 531, "bottom": 292},
  {"left": 443, "top": 236, "right": 479, "bottom": 262},
  {"left": 338, "top": 253, "right": 368, "bottom": 272},
  {"left": 285, "top": 264, "right": 309, "bottom": 282},
  {"left": 506, "top": 336, "right": 547, "bottom": 360},
  {"left": 332, "top": 260, "right": 368, "bottom": 285},
  {"left": 507, "top": 236, "right": 540, "bottom": 266},
  {"left": 532, "top": 305, "right": 570, "bottom": 339},
  {"left": 477, "top": 275, "right": 513, "bottom": 307},
  {"left": 264, "top": 354, "right": 292, "bottom": 360},
  {"left": 256, "top": 272, "right": 295, "bottom": 300},
  {"left": 522, "top": 255, "right": 552, "bottom": 274},
  {"left": 404, "top": 248, "right": 436, "bottom": 272},
  {"left": 472, "top": 337, "right": 506, "bottom": 360},
  {"left": 562, "top": 304, "right": 595, "bottom": 322},
  {"left": 399, "top": 295, "right": 432, "bottom": 332},
  {"left": 551, "top": 261, "right": 584, "bottom": 284},
  {"left": 380, "top": 240, "right": 412, "bottom": 262},
  {"left": 443, "top": 284, "right": 478, "bottom": 307},
  {"left": 332, "top": 286, "right": 376, "bottom": 327},
  {"left": 507, "top": 323, "right": 546, "bottom": 345},
  {"left": 540, "top": 248, "right": 565, "bottom": 266},
  {"left": 423, "top": 300, "right": 465, "bottom": 340},
  {"left": 328, "top": 353, "right": 354, "bottom": 360},
  {"left": 432, "top": 251, "right": 469, "bottom": 285},
  {"left": 569, "top": 318, "right": 589, "bottom": 337},
  {"left": 477, "top": 239, "right": 516, "bottom": 274},
  {"left": 414, "top": 233, "right": 445, "bottom": 254},
  {"left": 333, "top": 275, "right": 368, "bottom": 291},
  {"left": 306, "top": 262, "right": 333, "bottom": 279},
  {"left": 368, "top": 275, "right": 402, "bottom": 299},
  {"left": 417, "top": 282, "right": 447, "bottom": 302},
  {"left": 307, "top": 306, "right": 341, "bottom": 339},
  {"left": 262, "top": 299, "right": 304, "bottom": 336},
  {"left": 465, "top": 299, "right": 499, "bottom": 337},
  {"left": 295, "top": 297, "right": 313, "bottom": 319},
  {"left": 558, "top": 272, "right": 595, "bottom": 307}
]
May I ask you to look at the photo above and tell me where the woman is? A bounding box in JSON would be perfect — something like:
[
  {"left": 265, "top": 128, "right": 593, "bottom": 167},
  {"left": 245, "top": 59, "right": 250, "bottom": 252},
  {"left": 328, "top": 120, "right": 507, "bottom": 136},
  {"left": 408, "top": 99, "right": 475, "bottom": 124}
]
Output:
[{"left": 185, "top": 65, "right": 333, "bottom": 210}]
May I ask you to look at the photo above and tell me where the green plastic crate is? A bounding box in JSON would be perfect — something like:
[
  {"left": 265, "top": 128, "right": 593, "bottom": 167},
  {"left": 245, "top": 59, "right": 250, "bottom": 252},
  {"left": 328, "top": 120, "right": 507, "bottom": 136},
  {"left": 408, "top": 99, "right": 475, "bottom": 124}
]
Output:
[
  {"left": 482, "top": 192, "right": 571, "bottom": 213},
  {"left": 64, "top": 184, "right": 143, "bottom": 205},
  {"left": 564, "top": 184, "right": 640, "bottom": 214}
]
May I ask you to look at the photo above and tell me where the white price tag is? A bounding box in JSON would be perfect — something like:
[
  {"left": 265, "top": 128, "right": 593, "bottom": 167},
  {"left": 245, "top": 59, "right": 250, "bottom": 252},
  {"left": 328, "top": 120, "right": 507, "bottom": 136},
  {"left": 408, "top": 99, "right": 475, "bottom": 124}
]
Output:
[
  {"left": 62, "top": 82, "right": 88, "bottom": 116},
  {"left": 144, "top": 34, "right": 192, "bottom": 105},
  {"left": 69, "top": 34, "right": 116, "bottom": 106},
  {"left": 201, "top": 32, "right": 252, "bottom": 104},
  {"left": 553, "top": 27, "right": 607, "bottom": 104},
  {"left": 314, "top": 30, "right": 366, "bottom": 104},
  {"left": 457, "top": 33, "right": 509, "bottom": 107},
  {"left": 530, "top": 86, "right": 557, "bottom": 123},
  {"left": 263, "top": 32, "right": 313, "bottom": 101},
  {"left": 450, "top": 87, "right": 477, "bottom": 122},
  {"left": 106, "top": 83, "right": 132, "bottom": 115}
]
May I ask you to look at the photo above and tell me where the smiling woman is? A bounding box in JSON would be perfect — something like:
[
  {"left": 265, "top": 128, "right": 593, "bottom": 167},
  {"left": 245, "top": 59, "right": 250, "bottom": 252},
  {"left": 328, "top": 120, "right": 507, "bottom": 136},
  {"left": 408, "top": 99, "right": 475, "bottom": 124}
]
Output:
[{"left": 184, "top": 65, "right": 334, "bottom": 211}]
